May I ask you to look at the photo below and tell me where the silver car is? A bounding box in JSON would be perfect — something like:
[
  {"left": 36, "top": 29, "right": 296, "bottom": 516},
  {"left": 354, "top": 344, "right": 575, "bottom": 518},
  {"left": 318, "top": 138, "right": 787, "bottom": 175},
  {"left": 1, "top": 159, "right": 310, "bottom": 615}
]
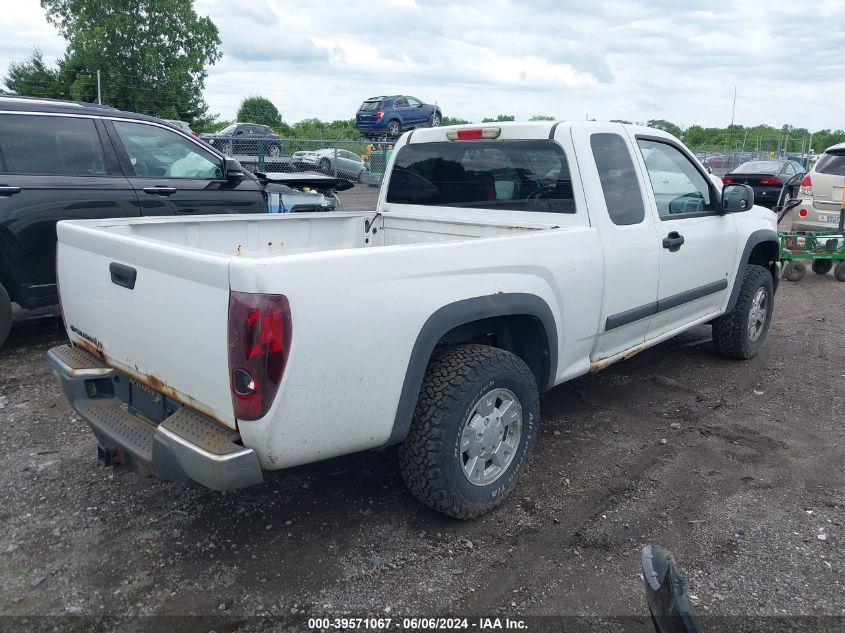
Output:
[
  {"left": 291, "top": 148, "right": 366, "bottom": 180},
  {"left": 791, "top": 142, "right": 845, "bottom": 232}
]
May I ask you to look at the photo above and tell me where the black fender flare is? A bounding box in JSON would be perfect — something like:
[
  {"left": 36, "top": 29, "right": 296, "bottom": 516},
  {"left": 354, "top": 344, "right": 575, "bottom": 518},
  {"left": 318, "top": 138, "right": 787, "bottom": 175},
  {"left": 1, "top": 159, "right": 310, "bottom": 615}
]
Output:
[
  {"left": 385, "top": 293, "right": 558, "bottom": 446},
  {"left": 725, "top": 229, "right": 779, "bottom": 314}
]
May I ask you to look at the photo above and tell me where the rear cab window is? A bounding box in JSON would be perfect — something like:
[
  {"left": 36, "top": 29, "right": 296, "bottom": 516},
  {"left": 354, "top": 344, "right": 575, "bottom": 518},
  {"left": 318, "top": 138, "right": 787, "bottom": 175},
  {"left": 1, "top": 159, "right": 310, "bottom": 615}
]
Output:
[
  {"left": 590, "top": 133, "right": 645, "bottom": 226},
  {"left": 385, "top": 140, "right": 576, "bottom": 214}
]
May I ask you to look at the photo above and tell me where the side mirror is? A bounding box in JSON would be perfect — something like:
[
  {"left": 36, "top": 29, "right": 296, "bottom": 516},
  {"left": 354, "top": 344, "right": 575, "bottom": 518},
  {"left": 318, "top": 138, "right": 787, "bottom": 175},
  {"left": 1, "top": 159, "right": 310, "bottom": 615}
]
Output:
[
  {"left": 721, "top": 183, "right": 755, "bottom": 213},
  {"left": 224, "top": 158, "right": 245, "bottom": 180},
  {"left": 786, "top": 172, "right": 804, "bottom": 199}
]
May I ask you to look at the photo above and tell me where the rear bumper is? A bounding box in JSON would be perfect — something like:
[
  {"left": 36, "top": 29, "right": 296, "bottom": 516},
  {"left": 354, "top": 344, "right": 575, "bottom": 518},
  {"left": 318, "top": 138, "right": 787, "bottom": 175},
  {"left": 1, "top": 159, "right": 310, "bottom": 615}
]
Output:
[{"left": 47, "top": 344, "right": 262, "bottom": 491}]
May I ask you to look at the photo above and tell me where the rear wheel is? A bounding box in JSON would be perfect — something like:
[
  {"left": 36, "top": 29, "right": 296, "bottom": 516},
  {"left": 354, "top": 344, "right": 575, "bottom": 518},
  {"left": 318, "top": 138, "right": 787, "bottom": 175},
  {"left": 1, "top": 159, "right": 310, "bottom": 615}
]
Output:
[
  {"left": 812, "top": 259, "right": 832, "bottom": 275},
  {"left": 712, "top": 265, "right": 774, "bottom": 360},
  {"left": 0, "top": 282, "right": 12, "bottom": 349},
  {"left": 783, "top": 261, "right": 806, "bottom": 282},
  {"left": 835, "top": 262, "right": 845, "bottom": 282},
  {"left": 319, "top": 158, "right": 332, "bottom": 174},
  {"left": 267, "top": 144, "right": 281, "bottom": 158},
  {"left": 386, "top": 120, "right": 401, "bottom": 137},
  {"left": 399, "top": 344, "right": 540, "bottom": 519}
]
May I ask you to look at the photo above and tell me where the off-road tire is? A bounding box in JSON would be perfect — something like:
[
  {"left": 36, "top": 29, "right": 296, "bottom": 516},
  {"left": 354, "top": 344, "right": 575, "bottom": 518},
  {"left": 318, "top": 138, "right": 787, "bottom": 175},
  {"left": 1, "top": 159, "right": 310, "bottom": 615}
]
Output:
[
  {"left": 812, "top": 259, "right": 833, "bottom": 276},
  {"left": 398, "top": 344, "right": 540, "bottom": 520},
  {"left": 0, "top": 281, "right": 12, "bottom": 349},
  {"left": 835, "top": 262, "right": 845, "bottom": 282},
  {"left": 712, "top": 265, "right": 774, "bottom": 360},
  {"left": 783, "top": 261, "right": 806, "bottom": 282}
]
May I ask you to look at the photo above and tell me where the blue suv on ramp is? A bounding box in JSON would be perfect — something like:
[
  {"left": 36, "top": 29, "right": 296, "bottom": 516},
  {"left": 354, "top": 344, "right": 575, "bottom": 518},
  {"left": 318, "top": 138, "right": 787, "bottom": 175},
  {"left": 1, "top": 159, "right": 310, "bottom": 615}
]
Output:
[{"left": 355, "top": 95, "right": 442, "bottom": 139}]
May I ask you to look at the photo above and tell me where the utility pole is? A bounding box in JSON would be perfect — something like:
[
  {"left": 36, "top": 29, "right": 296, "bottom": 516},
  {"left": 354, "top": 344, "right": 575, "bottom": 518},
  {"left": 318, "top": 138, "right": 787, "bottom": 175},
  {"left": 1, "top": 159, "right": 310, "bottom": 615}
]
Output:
[{"left": 96, "top": 70, "right": 101, "bottom": 105}]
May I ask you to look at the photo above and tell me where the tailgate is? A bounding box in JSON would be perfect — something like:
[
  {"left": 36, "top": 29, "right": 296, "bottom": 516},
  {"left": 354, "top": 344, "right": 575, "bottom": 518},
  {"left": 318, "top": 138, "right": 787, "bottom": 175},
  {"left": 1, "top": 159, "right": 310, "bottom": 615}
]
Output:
[{"left": 56, "top": 221, "right": 237, "bottom": 429}]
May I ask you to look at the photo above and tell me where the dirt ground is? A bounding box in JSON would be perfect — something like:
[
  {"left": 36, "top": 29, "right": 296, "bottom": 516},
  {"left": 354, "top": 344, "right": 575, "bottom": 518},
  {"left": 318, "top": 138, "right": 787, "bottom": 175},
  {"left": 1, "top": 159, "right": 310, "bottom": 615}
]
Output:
[{"left": 1, "top": 263, "right": 843, "bottom": 631}]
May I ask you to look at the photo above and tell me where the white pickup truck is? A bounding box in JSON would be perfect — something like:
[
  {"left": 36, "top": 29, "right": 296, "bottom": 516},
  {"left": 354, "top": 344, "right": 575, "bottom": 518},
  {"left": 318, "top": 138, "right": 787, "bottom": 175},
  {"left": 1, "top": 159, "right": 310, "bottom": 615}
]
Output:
[{"left": 49, "top": 121, "right": 780, "bottom": 519}]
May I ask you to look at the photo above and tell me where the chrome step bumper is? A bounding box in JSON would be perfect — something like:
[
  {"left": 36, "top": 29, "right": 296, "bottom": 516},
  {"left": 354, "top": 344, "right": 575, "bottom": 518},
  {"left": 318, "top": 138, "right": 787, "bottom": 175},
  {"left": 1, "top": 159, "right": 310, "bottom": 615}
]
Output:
[{"left": 48, "top": 345, "right": 262, "bottom": 491}]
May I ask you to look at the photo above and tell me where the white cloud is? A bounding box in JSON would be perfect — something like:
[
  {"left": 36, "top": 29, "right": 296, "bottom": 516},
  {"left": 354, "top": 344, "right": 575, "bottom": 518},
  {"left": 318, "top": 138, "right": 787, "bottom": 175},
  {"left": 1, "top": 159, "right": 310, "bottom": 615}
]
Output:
[{"left": 2, "top": 0, "right": 845, "bottom": 131}]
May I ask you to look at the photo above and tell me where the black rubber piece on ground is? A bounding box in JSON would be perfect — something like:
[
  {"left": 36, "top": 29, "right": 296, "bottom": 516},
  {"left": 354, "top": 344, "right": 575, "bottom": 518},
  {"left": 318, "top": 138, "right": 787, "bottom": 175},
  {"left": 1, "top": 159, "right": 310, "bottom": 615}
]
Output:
[
  {"left": 712, "top": 265, "right": 774, "bottom": 360},
  {"left": 812, "top": 259, "right": 833, "bottom": 276},
  {"left": 835, "top": 262, "right": 845, "bottom": 282},
  {"left": 0, "top": 282, "right": 11, "bottom": 349},
  {"left": 398, "top": 344, "right": 539, "bottom": 520},
  {"left": 783, "top": 261, "right": 806, "bottom": 282}
]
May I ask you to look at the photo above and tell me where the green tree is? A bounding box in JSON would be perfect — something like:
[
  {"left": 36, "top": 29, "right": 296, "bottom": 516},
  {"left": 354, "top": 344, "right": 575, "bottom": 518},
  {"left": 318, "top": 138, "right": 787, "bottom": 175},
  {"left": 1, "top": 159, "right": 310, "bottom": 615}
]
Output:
[
  {"left": 236, "top": 96, "right": 283, "bottom": 129},
  {"left": 646, "top": 119, "right": 682, "bottom": 138},
  {"left": 529, "top": 115, "right": 556, "bottom": 121},
  {"left": 12, "top": 0, "right": 222, "bottom": 125},
  {"left": 609, "top": 119, "right": 633, "bottom": 124},
  {"left": 441, "top": 116, "right": 470, "bottom": 126},
  {"left": 482, "top": 114, "right": 515, "bottom": 123}
]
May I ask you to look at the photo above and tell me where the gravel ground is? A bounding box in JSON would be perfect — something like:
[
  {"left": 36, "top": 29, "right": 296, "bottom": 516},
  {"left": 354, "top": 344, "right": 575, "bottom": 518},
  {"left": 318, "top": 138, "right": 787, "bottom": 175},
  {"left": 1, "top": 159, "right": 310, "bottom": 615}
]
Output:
[{"left": 0, "top": 246, "right": 843, "bottom": 631}]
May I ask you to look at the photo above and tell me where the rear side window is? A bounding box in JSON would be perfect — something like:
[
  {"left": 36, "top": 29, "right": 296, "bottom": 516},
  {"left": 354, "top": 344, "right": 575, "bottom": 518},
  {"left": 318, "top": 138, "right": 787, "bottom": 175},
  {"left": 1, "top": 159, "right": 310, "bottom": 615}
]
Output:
[
  {"left": 386, "top": 140, "right": 576, "bottom": 213},
  {"left": 590, "top": 133, "right": 645, "bottom": 225},
  {"left": 0, "top": 114, "right": 107, "bottom": 176},
  {"left": 816, "top": 152, "right": 845, "bottom": 176}
]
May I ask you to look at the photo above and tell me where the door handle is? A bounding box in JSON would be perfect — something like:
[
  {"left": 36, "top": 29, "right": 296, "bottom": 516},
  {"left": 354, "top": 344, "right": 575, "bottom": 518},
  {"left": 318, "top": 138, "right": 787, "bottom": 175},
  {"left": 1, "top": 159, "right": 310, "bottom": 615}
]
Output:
[
  {"left": 662, "top": 231, "right": 685, "bottom": 252},
  {"left": 142, "top": 186, "right": 178, "bottom": 196},
  {"left": 0, "top": 186, "right": 22, "bottom": 196}
]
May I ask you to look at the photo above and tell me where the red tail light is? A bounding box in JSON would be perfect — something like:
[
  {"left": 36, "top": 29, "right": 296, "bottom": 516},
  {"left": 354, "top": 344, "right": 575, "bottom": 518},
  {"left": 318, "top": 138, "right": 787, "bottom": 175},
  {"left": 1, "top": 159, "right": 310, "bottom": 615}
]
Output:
[
  {"left": 227, "top": 292, "right": 292, "bottom": 421},
  {"left": 800, "top": 173, "right": 813, "bottom": 196},
  {"left": 722, "top": 176, "right": 734, "bottom": 183},
  {"left": 375, "top": 111, "right": 384, "bottom": 121},
  {"left": 759, "top": 177, "right": 780, "bottom": 186}
]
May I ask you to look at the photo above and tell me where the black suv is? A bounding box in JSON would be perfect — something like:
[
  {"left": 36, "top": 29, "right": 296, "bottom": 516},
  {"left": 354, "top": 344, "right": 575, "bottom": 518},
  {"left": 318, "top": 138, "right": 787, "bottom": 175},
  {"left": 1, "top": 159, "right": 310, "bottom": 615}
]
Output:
[{"left": 0, "top": 96, "right": 270, "bottom": 348}]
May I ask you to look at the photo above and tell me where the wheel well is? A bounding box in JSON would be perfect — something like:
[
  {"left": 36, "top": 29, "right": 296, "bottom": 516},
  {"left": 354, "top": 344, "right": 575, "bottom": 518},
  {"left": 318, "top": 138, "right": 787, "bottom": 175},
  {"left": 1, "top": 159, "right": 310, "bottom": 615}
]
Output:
[
  {"left": 0, "top": 266, "right": 20, "bottom": 304},
  {"left": 435, "top": 315, "right": 551, "bottom": 392},
  {"left": 748, "top": 240, "right": 779, "bottom": 284}
]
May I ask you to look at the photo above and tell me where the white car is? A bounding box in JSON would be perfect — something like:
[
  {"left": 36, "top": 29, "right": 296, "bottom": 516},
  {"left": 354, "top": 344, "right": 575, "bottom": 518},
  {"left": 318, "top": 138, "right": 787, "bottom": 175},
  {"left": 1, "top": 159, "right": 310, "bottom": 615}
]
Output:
[
  {"left": 48, "top": 121, "right": 779, "bottom": 519},
  {"left": 290, "top": 148, "right": 366, "bottom": 180}
]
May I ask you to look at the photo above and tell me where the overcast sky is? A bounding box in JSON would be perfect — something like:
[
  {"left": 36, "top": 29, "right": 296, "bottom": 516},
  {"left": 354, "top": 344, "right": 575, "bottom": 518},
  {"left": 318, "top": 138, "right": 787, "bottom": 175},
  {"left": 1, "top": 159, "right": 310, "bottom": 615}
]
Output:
[{"left": 2, "top": 0, "right": 844, "bottom": 130}]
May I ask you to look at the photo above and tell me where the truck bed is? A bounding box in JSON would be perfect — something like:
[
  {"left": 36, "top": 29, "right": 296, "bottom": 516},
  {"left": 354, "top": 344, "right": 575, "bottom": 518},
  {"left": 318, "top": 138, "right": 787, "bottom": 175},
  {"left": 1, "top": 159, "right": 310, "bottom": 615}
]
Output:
[{"left": 90, "top": 211, "right": 556, "bottom": 257}]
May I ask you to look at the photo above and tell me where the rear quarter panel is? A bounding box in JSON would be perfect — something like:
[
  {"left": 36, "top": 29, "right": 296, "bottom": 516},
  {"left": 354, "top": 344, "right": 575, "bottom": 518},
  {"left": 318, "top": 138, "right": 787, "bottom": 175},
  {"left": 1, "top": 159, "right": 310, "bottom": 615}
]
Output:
[{"left": 231, "top": 226, "right": 602, "bottom": 469}]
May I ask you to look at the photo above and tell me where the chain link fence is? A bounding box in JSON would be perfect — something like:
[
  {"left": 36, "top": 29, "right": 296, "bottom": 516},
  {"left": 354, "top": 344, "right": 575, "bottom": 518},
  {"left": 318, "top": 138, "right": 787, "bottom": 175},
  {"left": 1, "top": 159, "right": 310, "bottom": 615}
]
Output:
[
  {"left": 690, "top": 136, "right": 815, "bottom": 176},
  {"left": 199, "top": 135, "right": 398, "bottom": 187}
]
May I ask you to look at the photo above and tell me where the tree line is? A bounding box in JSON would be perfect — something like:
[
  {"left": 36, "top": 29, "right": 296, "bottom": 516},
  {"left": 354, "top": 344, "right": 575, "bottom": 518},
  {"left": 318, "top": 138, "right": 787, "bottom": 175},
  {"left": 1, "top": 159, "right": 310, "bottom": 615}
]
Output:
[{"left": 3, "top": 1, "right": 843, "bottom": 152}]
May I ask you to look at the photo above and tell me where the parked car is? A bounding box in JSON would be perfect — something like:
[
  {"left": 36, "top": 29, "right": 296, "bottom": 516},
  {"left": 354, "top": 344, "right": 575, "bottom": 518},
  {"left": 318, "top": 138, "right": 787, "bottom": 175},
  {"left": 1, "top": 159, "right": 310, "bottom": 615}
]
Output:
[
  {"left": 791, "top": 142, "right": 845, "bottom": 232},
  {"left": 0, "top": 96, "right": 346, "bottom": 348},
  {"left": 290, "top": 148, "right": 366, "bottom": 180},
  {"left": 355, "top": 95, "right": 442, "bottom": 139},
  {"left": 722, "top": 159, "right": 805, "bottom": 207},
  {"left": 162, "top": 119, "right": 196, "bottom": 136},
  {"left": 199, "top": 123, "right": 282, "bottom": 157},
  {"left": 48, "top": 121, "right": 779, "bottom": 519}
]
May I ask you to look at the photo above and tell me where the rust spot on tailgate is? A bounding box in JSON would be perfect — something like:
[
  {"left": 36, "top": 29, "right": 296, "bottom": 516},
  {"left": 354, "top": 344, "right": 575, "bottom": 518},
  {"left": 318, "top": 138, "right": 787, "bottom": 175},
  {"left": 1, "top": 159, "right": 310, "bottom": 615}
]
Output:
[{"left": 66, "top": 340, "right": 236, "bottom": 431}]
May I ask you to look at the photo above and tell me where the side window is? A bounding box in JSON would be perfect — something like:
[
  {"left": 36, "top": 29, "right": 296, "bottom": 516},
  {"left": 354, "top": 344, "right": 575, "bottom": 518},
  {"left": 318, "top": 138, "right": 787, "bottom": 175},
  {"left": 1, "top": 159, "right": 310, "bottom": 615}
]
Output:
[
  {"left": 407, "top": 98, "right": 422, "bottom": 107},
  {"left": 590, "top": 133, "right": 645, "bottom": 226},
  {"left": 783, "top": 163, "right": 795, "bottom": 175},
  {"left": 394, "top": 98, "right": 409, "bottom": 108},
  {"left": 0, "top": 114, "right": 108, "bottom": 176},
  {"left": 637, "top": 139, "right": 713, "bottom": 218},
  {"left": 112, "top": 121, "right": 223, "bottom": 179}
]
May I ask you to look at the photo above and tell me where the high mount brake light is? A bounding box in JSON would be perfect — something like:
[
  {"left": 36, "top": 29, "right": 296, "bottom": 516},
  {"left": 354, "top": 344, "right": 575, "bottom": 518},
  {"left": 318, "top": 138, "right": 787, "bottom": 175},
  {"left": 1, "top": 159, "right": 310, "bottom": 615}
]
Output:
[
  {"left": 446, "top": 127, "right": 501, "bottom": 141},
  {"left": 227, "top": 292, "right": 292, "bottom": 421}
]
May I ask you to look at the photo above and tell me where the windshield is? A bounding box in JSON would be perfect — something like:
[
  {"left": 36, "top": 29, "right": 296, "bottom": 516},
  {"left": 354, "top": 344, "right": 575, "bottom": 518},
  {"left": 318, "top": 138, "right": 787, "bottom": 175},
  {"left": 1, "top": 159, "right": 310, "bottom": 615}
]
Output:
[
  {"left": 386, "top": 140, "right": 576, "bottom": 213},
  {"left": 218, "top": 123, "right": 238, "bottom": 135},
  {"left": 734, "top": 161, "right": 782, "bottom": 174}
]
